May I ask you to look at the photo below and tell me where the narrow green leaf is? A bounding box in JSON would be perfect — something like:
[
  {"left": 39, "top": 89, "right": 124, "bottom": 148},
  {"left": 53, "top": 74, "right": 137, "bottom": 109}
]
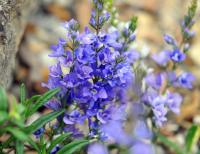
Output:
[
  {"left": 20, "top": 84, "right": 26, "bottom": 105},
  {"left": 0, "top": 86, "right": 8, "bottom": 111},
  {"left": 47, "top": 133, "right": 71, "bottom": 153},
  {"left": 25, "top": 95, "right": 41, "bottom": 106},
  {"left": 0, "top": 111, "right": 8, "bottom": 125},
  {"left": 27, "top": 137, "right": 40, "bottom": 152},
  {"left": 57, "top": 139, "right": 89, "bottom": 154},
  {"left": 157, "top": 133, "right": 184, "bottom": 154},
  {"left": 16, "top": 140, "right": 24, "bottom": 154},
  {"left": 25, "top": 109, "right": 64, "bottom": 134},
  {"left": 25, "top": 88, "right": 60, "bottom": 117},
  {"left": 5, "top": 127, "right": 29, "bottom": 141},
  {"left": 185, "top": 125, "right": 200, "bottom": 153}
]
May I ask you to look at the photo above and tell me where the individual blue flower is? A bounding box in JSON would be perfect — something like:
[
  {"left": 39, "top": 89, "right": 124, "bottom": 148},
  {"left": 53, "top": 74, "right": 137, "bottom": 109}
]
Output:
[
  {"left": 45, "top": 99, "right": 61, "bottom": 111},
  {"left": 75, "top": 46, "right": 95, "bottom": 64},
  {"left": 130, "top": 141, "right": 155, "bottom": 154},
  {"left": 124, "top": 50, "right": 140, "bottom": 64},
  {"left": 151, "top": 95, "right": 168, "bottom": 127},
  {"left": 33, "top": 127, "right": 45, "bottom": 139},
  {"left": 101, "top": 121, "right": 133, "bottom": 145},
  {"left": 49, "top": 63, "right": 63, "bottom": 78},
  {"left": 49, "top": 44, "right": 65, "bottom": 57},
  {"left": 152, "top": 50, "right": 170, "bottom": 66},
  {"left": 88, "top": 143, "right": 108, "bottom": 154},
  {"left": 170, "top": 48, "right": 186, "bottom": 62},
  {"left": 50, "top": 145, "right": 60, "bottom": 154},
  {"left": 177, "top": 72, "right": 195, "bottom": 89},
  {"left": 145, "top": 73, "right": 164, "bottom": 90},
  {"left": 166, "top": 91, "right": 182, "bottom": 114},
  {"left": 133, "top": 119, "right": 153, "bottom": 140},
  {"left": 166, "top": 71, "right": 177, "bottom": 84}
]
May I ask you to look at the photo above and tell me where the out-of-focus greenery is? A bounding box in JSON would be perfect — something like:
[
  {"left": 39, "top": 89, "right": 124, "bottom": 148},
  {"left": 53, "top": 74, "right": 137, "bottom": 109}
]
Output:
[{"left": 0, "top": 85, "right": 90, "bottom": 154}]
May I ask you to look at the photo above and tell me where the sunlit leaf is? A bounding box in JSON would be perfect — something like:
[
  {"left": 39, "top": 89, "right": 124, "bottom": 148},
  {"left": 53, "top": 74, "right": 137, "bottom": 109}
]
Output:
[{"left": 185, "top": 125, "right": 200, "bottom": 153}]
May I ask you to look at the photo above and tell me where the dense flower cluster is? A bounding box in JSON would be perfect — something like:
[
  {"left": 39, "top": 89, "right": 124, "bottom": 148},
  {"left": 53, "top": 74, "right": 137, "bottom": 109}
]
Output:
[
  {"left": 43, "top": 0, "right": 138, "bottom": 139},
  {"left": 41, "top": 0, "right": 197, "bottom": 153}
]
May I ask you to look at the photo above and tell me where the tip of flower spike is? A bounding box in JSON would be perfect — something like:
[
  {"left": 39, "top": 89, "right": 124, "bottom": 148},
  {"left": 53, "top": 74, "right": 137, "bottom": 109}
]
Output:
[{"left": 129, "top": 16, "right": 138, "bottom": 32}]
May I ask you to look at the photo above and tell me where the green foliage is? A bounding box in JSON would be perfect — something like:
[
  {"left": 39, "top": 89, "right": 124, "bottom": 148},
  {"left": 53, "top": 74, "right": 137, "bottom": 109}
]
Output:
[
  {"left": 0, "top": 86, "right": 64, "bottom": 153},
  {"left": 16, "top": 140, "right": 24, "bottom": 154},
  {"left": 0, "top": 86, "right": 8, "bottom": 111},
  {"left": 157, "top": 124, "right": 200, "bottom": 154},
  {"left": 0, "top": 85, "right": 91, "bottom": 154},
  {"left": 25, "top": 88, "right": 60, "bottom": 117},
  {"left": 129, "top": 16, "right": 138, "bottom": 32},
  {"left": 57, "top": 139, "right": 90, "bottom": 154},
  {"left": 188, "top": 0, "right": 197, "bottom": 19},
  {"left": 25, "top": 110, "right": 64, "bottom": 134},
  {"left": 47, "top": 133, "right": 71, "bottom": 153},
  {"left": 185, "top": 125, "right": 200, "bottom": 153},
  {"left": 4, "top": 127, "right": 29, "bottom": 141},
  {"left": 157, "top": 133, "right": 185, "bottom": 154},
  {"left": 20, "top": 84, "right": 26, "bottom": 105}
]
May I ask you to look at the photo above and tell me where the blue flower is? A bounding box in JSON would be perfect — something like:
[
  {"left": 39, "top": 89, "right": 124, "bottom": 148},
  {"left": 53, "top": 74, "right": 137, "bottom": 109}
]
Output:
[
  {"left": 33, "top": 127, "right": 45, "bottom": 139},
  {"left": 130, "top": 141, "right": 155, "bottom": 154},
  {"left": 45, "top": 99, "right": 61, "bottom": 111},
  {"left": 152, "top": 50, "right": 170, "bottom": 66},
  {"left": 170, "top": 48, "right": 186, "bottom": 62},
  {"left": 177, "top": 72, "right": 195, "bottom": 89},
  {"left": 150, "top": 95, "right": 168, "bottom": 127},
  {"left": 133, "top": 119, "right": 153, "bottom": 140},
  {"left": 50, "top": 145, "right": 60, "bottom": 154},
  {"left": 166, "top": 91, "right": 182, "bottom": 114},
  {"left": 145, "top": 73, "right": 164, "bottom": 90},
  {"left": 49, "top": 44, "right": 65, "bottom": 57},
  {"left": 88, "top": 143, "right": 108, "bottom": 154}
]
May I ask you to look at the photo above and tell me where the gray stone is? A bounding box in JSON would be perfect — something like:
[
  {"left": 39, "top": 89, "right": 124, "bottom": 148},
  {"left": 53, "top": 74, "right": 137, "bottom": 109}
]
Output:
[{"left": 0, "top": 0, "right": 38, "bottom": 89}]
